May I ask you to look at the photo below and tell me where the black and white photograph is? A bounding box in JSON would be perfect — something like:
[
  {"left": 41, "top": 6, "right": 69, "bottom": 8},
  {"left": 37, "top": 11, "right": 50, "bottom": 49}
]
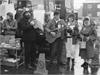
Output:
[{"left": 0, "top": 0, "right": 100, "bottom": 75}]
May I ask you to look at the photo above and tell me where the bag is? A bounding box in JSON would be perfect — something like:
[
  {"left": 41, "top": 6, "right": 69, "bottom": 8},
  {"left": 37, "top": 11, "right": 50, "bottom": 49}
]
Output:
[{"left": 80, "top": 37, "right": 86, "bottom": 48}]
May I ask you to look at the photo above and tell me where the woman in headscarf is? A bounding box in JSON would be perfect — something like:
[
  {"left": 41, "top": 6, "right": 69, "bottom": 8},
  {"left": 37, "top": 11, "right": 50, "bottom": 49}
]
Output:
[{"left": 80, "top": 17, "right": 97, "bottom": 73}]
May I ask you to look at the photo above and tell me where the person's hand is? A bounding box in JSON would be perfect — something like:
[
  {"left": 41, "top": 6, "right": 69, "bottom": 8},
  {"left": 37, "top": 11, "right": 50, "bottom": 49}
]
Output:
[
  {"left": 7, "top": 26, "right": 11, "bottom": 29},
  {"left": 80, "top": 34, "right": 84, "bottom": 38},
  {"left": 30, "top": 21, "right": 35, "bottom": 26},
  {"left": 87, "top": 37, "right": 90, "bottom": 40},
  {"left": 50, "top": 32, "right": 56, "bottom": 37}
]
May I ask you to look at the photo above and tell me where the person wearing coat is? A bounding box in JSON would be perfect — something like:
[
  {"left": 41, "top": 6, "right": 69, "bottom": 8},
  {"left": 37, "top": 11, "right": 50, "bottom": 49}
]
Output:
[
  {"left": 64, "top": 14, "right": 80, "bottom": 71},
  {"left": 2, "top": 12, "right": 17, "bottom": 58},
  {"left": 80, "top": 17, "right": 97, "bottom": 73},
  {"left": 45, "top": 11, "right": 67, "bottom": 69},
  {"left": 19, "top": 11, "right": 38, "bottom": 69}
]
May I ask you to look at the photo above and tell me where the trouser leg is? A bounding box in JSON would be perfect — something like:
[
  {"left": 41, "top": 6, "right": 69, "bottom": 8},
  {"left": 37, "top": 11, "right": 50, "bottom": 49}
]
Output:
[
  {"left": 30, "top": 42, "right": 37, "bottom": 65},
  {"left": 57, "top": 39, "right": 63, "bottom": 65},
  {"left": 66, "top": 57, "right": 70, "bottom": 71},
  {"left": 50, "top": 41, "right": 58, "bottom": 63},
  {"left": 71, "top": 59, "right": 75, "bottom": 71},
  {"left": 24, "top": 42, "right": 31, "bottom": 66}
]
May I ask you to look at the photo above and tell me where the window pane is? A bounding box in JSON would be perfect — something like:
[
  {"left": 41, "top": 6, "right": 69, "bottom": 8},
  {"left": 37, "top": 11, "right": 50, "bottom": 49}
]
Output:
[{"left": 97, "top": 4, "right": 100, "bottom": 9}]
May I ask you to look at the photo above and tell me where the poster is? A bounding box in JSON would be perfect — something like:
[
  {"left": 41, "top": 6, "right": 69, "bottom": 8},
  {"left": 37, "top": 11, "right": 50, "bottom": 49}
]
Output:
[
  {"left": 33, "top": 9, "right": 45, "bottom": 31},
  {"left": 0, "top": 3, "right": 16, "bottom": 19},
  {"left": 0, "top": 4, "right": 6, "bottom": 18}
]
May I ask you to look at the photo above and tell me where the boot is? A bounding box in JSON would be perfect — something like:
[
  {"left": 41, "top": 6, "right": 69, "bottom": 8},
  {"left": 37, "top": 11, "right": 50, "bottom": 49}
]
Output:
[
  {"left": 81, "top": 62, "right": 89, "bottom": 74},
  {"left": 66, "top": 58, "right": 70, "bottom": 71}
]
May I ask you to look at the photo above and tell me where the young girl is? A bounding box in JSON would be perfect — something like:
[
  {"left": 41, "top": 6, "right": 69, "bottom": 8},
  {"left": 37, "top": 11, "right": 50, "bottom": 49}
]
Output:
[
  {"left": 65, "top": 14, "right": 80, "bottom": 71},
  {"left": 80, "top": 17, "right": 97, "bottom": 74}
]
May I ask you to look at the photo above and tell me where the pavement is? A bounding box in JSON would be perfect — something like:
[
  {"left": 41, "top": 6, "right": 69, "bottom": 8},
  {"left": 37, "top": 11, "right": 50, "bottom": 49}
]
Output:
[{"left": 1, "top": 62, "right": 99, "bottom": 75}]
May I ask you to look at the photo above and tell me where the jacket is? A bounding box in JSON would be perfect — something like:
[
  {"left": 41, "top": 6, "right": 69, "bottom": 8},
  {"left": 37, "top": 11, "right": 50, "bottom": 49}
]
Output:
[
  {"left": 2, "top": 19, "right": 17, "bottom": 35},
  {"left": 64, "top": 21, "right": 80, "bottom": 44},
  {"left": 46, "top": 18, "right": 66, "bottom": 39},
  {"left": 19, "top": 18, "right": 38, "bottom": 42}
]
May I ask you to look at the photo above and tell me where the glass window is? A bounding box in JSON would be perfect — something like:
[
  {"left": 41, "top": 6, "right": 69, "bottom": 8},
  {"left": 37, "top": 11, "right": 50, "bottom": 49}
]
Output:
[
  {"left": 97, "top": 12, "right": 100, "bottom": 16},
  {"left": 87, "top": 4, "right": 92, "bottom": 9},
  {"left": 87, "top": 13, "right": 92, "bottom": 17},
  {"left": 97, "top": 4, "right": 100, "bottom": 9}
]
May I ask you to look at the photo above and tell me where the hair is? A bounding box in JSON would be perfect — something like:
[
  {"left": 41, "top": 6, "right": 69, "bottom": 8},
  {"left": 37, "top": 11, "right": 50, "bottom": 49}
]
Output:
[
  {"left": 7, "top": 12, "right": 13, "bottom": 20},
  {"left": 22, "top": 11, "right": 32, "bottom": 19},
  {"left": 83, "top": 17, "right": 90, "bottom": 26},
  {"left": 54, "top": 11, "right": 60, "bottom": 16},
  {"left": 67, "top": 14, "right": 75, "bottom": 22},
  {"left": 0, "top": 16, "right": 3, "bottom": 21}
]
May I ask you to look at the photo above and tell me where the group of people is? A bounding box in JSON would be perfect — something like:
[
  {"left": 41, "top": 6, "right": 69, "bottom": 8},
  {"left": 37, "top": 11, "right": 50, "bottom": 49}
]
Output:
[
  {"left": 45, "top": 11, "right": 97, "bottom": 73},
  {"left": 0, "top": 9, "right": 98, "bottom": 73}
]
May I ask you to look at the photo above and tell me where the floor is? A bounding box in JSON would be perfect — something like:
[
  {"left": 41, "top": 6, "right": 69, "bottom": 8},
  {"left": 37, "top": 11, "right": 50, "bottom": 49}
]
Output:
[{"left": 1, "top": 61, "right": 99, "bottom": 75}]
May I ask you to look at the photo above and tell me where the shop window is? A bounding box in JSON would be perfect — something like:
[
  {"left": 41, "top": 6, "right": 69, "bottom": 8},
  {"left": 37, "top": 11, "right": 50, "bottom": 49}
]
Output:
[
  {"left": 97, "top": 12, "right": 100, "bottom": 16},
  {"left": 97, "top": 4, "right": 100, "bottom": 9},
  {"left": 87, "top": 13, "right": 92, "bottom": 17},
  {"left": 87, "top": 4, "right": 92, "bottom": 9}
]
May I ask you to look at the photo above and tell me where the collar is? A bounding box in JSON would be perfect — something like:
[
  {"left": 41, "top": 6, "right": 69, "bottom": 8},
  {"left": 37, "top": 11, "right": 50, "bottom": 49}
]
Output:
[{"left": 53, "top": 18, "right": 60, "bottom": 23}]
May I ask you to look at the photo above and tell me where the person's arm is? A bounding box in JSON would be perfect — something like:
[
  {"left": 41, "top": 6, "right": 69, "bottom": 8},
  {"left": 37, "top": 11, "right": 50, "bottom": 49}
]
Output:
[
  {"left": 19, "top": 20, "right": 33, "bottom": 31},
  {"left": 45, "top": 20, "right": 52, "bottom": 33},
  {"left": 61, "top": 19, "right": 67, "bottom": 27},
  {"left": 90, "top": 27, "right": 97, "bottom": 41},
  {"left": 2, "top": 20, "right": 7, "bottom": 30},
  {"left": 10, "top": 20, "right": 17, "bottom": 30}
]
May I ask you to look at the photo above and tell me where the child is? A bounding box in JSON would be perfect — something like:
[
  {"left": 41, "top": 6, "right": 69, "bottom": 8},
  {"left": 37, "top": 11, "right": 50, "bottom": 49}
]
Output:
[
  {"left": 80, "top": 17, "right": 97, "bottom": 74},
  {"left": 65, "top": 14, "right": 80, "bottom": 71}
]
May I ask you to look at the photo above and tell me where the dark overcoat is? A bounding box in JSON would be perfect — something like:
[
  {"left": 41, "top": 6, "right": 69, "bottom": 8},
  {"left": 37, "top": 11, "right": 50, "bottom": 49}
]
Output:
[{"left": 19, "top": 18, "right": 37, "bottom": 42}]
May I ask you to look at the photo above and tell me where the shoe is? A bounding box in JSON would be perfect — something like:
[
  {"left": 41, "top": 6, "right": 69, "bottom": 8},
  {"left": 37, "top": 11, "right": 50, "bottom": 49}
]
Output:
[
  {"left": 25, "top": 64, "right": 34, "bottom": 70},
  {"left": 81, "top": 62, "right": 88, "bottom": 69}
]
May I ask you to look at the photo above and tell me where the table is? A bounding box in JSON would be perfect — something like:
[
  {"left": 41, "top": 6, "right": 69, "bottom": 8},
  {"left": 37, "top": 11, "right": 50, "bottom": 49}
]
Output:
[{"left": 0, "top": 46, "right": 24, "bottom": 69}]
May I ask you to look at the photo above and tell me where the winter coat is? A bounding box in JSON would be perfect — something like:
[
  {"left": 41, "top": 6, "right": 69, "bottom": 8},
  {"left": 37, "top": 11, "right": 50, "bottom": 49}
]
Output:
[
  {"left": 19, "top": 18, "right": 38, "bottom": 42},
  {"left": 80, "top": 25, "right": 97, "bottom": 59},
  {"left": 64, "top": 21, "right": 80, "bottom": 44}
]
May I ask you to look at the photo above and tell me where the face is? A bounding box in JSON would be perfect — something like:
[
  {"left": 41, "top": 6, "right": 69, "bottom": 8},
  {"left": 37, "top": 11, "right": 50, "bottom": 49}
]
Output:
[
  {"left": 84, "top": 20, "right": 90, "bottom": 26},
  {"left": 68, "top": 17, "right": 74, "bottom": 22},
  {"left": 7, "top": 15, "right": 10, "bottom": 20},
  {"left": 24, "top": 12, "right": 31, "bottom": 19},
  {"left": 54, "top": 14, "right": 60, "bottom": 20}
]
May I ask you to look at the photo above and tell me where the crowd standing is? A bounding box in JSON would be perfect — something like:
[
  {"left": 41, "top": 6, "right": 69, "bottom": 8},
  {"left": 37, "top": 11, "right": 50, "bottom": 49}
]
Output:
[{"left": 0, "top": 8, "right": 100, "bottom": 74}]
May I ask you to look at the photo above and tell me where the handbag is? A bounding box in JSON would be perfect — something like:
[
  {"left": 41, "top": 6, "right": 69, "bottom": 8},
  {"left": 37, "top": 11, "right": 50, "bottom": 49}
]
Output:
[{"left": 80, "top": 37, "right": 86, "bottom": 48}]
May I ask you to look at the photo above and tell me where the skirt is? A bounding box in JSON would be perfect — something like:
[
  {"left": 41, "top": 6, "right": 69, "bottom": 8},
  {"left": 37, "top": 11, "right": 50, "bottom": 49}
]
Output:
[
  {"left": 79, "top": 39, "right": 95, "bottom": 60},
  {"left": 65, "top": 38, "right": 80, "bottom": 59}
]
